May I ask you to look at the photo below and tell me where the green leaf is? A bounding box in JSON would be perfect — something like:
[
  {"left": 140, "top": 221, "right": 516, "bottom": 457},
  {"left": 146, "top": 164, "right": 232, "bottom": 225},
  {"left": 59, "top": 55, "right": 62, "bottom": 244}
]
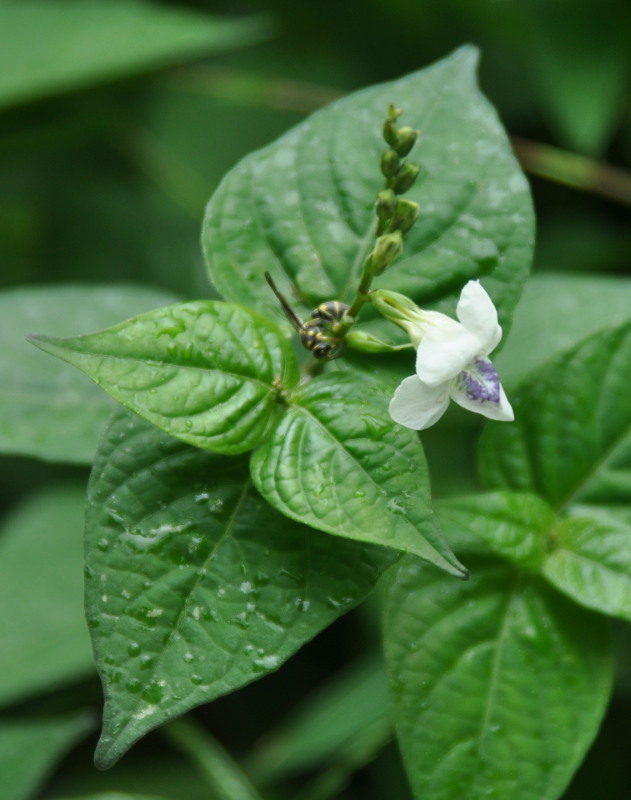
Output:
[
  {"left": 203, "top": 46, "right": 533, "bottom": 331},
  {"left": 543, "top": 514, "right": 631, "bottom": 622},
  {"left": 86, "top": 408, "right": 394, "bottom": 768},
  {"left": 0, "top": 0, "right": 269, "bottom": 109},
  {"left": 437, "top": 492, "right": 553, "bottom": 571},
  {"left": 494, "top": 273, "right": 631, "bottom": 390},
  {"left": 479, "top": 322, "right": 631, "bottom": 511},
  {"left": 526, "top": 0, "right": 631, "bottom": 154},
  {"left": 30, "top": 301, "right": 299, "bottom": 456},
  {"left": 247, "top": 655, "right": 391, "bottom": 782},
  {"left": 0, "top": 283, "right": 179, "bottom": 464},
  {"left": 53, "top": 795, "right": 169, "bottom": 800},
  {"left": 0, "top": 712, "right": 95, "bottom": 800},
  {"left": 250, "top": 373, "right": 467, "bottom": 578},
  {"left": 383, "top": 557, "right": 613, "bottom": 800},
  {"left": 0, "top": 485, "right": 94, "bottom": 707}
]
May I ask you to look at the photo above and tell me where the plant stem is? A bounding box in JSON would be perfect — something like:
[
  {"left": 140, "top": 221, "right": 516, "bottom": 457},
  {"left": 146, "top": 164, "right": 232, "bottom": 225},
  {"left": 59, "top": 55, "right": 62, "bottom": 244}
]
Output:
[{"left": 512, "top": 136, "right": 631, "bottom": 208}]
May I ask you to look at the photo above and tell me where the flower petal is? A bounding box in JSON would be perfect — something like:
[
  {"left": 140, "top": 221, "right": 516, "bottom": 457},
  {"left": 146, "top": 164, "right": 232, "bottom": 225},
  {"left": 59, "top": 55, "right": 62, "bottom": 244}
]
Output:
[
  {"left": 416, "top": 322, "right": 481, "bottom": 386},
  {"left": 389, "top": 375, "right": 450, "bottom": 430},
  {"left": 450, "top": 357, "right": 514, "bottom": 421},
  {"left": 456, "top": 280, "right": 502, "bottom": 354}
]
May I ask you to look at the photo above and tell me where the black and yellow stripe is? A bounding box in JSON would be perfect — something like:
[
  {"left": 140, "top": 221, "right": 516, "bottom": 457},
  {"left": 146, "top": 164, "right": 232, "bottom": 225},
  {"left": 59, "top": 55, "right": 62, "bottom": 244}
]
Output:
[{"left": 265, "top": 272, "right": 348, "bottom": 360}]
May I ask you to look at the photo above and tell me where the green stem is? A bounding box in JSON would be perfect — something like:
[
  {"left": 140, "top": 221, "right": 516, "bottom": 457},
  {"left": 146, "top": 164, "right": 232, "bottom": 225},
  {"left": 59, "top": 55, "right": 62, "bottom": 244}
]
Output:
[
  {"left": 343, "top": 260, "right": 375, "bottom": 323},
  {"left": 163, "top": 717, "right": 264, "bottom": 800}
]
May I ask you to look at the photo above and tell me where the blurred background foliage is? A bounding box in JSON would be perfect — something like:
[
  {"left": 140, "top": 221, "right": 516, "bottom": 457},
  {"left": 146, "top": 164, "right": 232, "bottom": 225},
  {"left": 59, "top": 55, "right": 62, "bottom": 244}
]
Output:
[{"left": 1, "top": 1, "right": 631, "bottom": 799}]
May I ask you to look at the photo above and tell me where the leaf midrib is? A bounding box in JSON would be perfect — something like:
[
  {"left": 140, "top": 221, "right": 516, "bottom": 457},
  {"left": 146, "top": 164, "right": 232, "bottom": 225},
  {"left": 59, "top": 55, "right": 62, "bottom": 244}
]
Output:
[{"left": 43, "top": 339, "right": 277, "bottom": 393}]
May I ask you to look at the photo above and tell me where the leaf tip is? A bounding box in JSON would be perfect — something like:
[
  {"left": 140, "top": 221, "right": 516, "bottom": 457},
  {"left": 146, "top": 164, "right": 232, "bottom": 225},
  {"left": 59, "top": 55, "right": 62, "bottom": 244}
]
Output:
[
  {"left": 25, "top": 332, "right": 61, "bottom": 354},
  {"left": 451, "top": 43, "right": 481, "bottom": 72}
]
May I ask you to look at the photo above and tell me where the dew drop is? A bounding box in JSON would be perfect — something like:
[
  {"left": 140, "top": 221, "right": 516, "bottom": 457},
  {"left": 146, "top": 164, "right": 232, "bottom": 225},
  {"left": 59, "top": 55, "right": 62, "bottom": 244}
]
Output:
[{"left": 143, "top": 681, "right": 164, "bottom": 703}]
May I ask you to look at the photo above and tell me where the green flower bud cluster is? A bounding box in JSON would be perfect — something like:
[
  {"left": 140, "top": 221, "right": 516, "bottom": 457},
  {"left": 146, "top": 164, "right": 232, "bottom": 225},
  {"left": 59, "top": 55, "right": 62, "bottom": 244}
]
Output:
[
  {"left": 339, "top": 105, "right": 423, "bottom": 329},
  {"left": 367, "top": 106, "right": 421, "bottom": 276}
]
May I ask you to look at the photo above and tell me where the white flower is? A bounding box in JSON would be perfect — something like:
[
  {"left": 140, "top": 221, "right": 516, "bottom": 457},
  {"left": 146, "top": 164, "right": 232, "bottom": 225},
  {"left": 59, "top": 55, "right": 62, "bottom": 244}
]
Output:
[{"left": 373, "top": 281, "right": 514, "bottom": 430}]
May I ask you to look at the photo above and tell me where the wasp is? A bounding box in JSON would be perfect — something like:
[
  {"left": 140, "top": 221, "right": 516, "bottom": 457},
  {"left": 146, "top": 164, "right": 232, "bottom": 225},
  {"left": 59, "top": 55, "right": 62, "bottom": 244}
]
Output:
[{"left": 264, "top": 272, "right": 349, "bottom": 360}]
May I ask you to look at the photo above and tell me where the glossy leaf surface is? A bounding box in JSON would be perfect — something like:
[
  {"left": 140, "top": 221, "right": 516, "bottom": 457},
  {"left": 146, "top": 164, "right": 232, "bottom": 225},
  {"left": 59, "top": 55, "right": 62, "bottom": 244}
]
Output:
[
  {"left": 30, "top": 301, "right": 299, "bottom": 456},
  {"left": 203, "top": 47, "right": 533, "bottom": 331},
  {"left": 250, "top": 373, "right": 467, "bottom": 578},
  {"left": 384, "top": 556, "right": 613, "bottom": 800},
  {"left": 86, "top": 409, "right": 394, "bottom": 768}
]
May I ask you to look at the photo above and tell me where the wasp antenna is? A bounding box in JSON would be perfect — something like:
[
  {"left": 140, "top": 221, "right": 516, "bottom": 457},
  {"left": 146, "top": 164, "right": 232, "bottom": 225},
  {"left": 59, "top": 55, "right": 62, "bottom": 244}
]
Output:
[{"left": 264, "top": 272, "right": 304, "bottom": 332}]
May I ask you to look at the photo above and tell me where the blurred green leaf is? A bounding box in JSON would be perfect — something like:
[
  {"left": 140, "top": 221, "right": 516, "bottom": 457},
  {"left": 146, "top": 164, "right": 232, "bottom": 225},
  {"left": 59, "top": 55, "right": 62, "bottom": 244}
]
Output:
[
  {"left": 0, "top": 484, "right": 93, "bottom": 707},
  {"left": 480, "top": 322, "right": 631, "bottom": 511},
  {"left": 495, "top": 273, "right": 631, "bottom": 389},
  {"left": 526, "top": 0, "right": 631, "bottom": 154},
  {"left": 247, "top": 655, "right": 391, "bottom": 782},
  {"left": 449, "top": 0, "right": 631, "bottom": 154},
  {"left": 203, "top": 46, "right": 533, "bottom": 332},
  {"left": 86, "top": 409, "right": 394, "bottom": 768},
  {"left": 384, "top": 556, "right": 612, "bottom": 800},
  {"left": 0, "top": 0, "right": 269, "bottom": 109},
  {"left": 30, "top": 300, "right": 299, "bottom": 456},
  {"left": 0, "top": 711, "right": 95, "bottom": 800},
  {"left": 250, "top": 372, "right": 467, "bottom": 577},
  {"left": 53, "top": 795, "right": 169, "bottom": 800},
  {"left": 1, "top": 283, "right": 178, "bottom": 463},
  {"left": 543, "top": 514, "right": 631, "bottom": 622}
]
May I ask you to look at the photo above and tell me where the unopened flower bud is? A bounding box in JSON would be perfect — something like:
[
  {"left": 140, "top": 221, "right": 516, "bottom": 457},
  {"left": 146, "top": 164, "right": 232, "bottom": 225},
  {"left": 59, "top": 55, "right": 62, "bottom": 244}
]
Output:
[
  {"left": 375, "top": 189, "right": 397, "bottom": 221},
  {"left": 346, "top": 328, "right": 412, "bottom": 353},
  {"left": 390, "top": 199, "right": 419, "bottom": 234},
  {"left": 380, "top": 148, "right": 400, "bottom": 179},
  {"left": 368, "top": 230, "right": 403, "bottom": 275},
  {"left": 394, "top": 127, "right": 418, "bottom": 157},
  {"left": 370, "top": 289, "right": 426, "bottom": 347},
  {"left": 382, "top": 104, "right": 401, "bottom": 146},
  {"left": 392, "top": 162, "right": 420, "bottom": 194}
]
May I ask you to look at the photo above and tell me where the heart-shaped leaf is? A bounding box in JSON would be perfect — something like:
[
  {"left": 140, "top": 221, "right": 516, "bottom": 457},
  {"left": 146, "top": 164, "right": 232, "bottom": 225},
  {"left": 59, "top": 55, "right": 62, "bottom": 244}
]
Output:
[
  {"left": 250, "top": 372, "right": 467, "bottom": 578},
  {"left": 384, "top": 556, "right": 613, "bottom": 800},
  {"left": 30, "top": 301, "right": 299, "bottom": 455},
  {"left": 87, "top": 408, "right": 395, "bottom": 768},
  {"left": 203, "top": 46, "right": 533, "bottom": 330}
]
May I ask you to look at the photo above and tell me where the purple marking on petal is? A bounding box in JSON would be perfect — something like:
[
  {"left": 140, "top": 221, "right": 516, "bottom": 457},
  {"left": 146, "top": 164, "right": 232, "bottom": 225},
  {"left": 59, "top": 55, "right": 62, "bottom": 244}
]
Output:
[{"left": 457, "top": 356, "right": 500, "bottom": 404}]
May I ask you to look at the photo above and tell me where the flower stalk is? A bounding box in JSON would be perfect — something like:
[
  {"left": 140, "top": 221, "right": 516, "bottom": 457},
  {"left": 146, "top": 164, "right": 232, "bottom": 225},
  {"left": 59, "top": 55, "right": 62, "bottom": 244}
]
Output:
[{"left": 339, "top": 105, "right": 421, "bottom": 334}]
